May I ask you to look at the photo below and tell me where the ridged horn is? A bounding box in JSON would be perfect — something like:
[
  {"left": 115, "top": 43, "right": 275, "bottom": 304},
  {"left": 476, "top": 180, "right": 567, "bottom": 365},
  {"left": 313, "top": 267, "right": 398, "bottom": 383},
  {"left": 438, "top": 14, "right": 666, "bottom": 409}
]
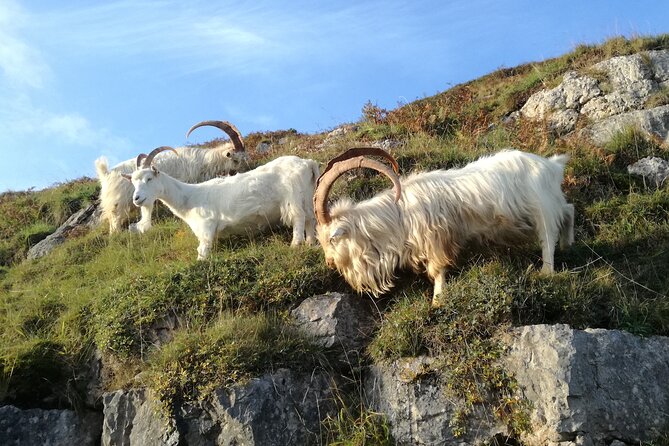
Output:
[
  {"left": 314, "top": 155, "right": 401, "bottom": 226},
  {"left": 141, "top": 146, "right": 178, "bottom": 168},
  {"left": 135, "top": 153, "right": 147, "bottom": 169},
  {"left": 186, "top": 120, "right": 245, "bottom": 153},
  {"left": 318, "top": 147, "right": 399, "bottom": 187}
]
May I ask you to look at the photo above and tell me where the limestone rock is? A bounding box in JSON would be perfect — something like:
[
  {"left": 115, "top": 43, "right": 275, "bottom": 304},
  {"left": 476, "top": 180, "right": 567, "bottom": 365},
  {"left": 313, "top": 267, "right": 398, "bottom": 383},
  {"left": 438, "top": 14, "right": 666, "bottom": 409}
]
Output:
[
  {"left": 292, "top": 292, "right": 377, "bottom": 352},
  {"left": 102, "top": 389, "right": 179, "bottom": 446},
  {"left": 255, "top": 141, "right": 272, "bottom": 154},
  {"left": 364, "top": 356, "right": 507, "bottom": 445},
  {"left": 520, "top": 49, "right": 669, "bottom": 145},
  {"left": 521, "top": 72, "right": 601, "bottom": 120},
  {"left": 520, "top": 71, "right": 600, "bottom": 133},
  {"left": 204, "top": 368, "right": 335, "bottom": 445},
  {"left": 582, "top": 104, "right": 669, "bottom": 146},
  {"left": 371, "top": 138, "right": 403, "bottom": 150},
  {"left": 318, "top": 124, "right": 359, "bottom": 148},
  {"left": 366, "top": 325, "right": 669, "bottom": 445},
  {"left": 27, "top": 201, "right": 100, "bottom": 260},
  {"left": 0, "top": 405, "right": 102, "bottom": 446},
  {"left": 506, "top": 324, "right": 669, "bottom": 445},
  {"left": 627, "top": 156, "right": 669, "bottom": 188},
  {"left": 102, "top": 369, "right": 336, "bottom": 446}
]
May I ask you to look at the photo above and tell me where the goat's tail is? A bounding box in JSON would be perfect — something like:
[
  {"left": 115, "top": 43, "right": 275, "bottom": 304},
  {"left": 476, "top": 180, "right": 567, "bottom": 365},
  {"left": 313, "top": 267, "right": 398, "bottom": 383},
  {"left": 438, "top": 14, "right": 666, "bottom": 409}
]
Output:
[
  {"left": 310, "top": 160, "right": 320, "bottom": 187},
  {"left": 549, "top": 154, "right": 570, "bottom": 167},
  {"left": 94, "top": 157, "right": 110, "bottom": 179}
]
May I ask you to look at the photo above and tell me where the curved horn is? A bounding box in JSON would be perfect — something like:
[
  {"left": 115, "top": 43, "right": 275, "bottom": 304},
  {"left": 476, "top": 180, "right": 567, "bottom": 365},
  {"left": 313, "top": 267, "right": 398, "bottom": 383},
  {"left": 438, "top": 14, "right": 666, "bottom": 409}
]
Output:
[
  {"left": 142, "top": 146, "right": 178, "bottom": 168},
  {"left": 314, "top": 156, "right": 401, "bottom": 226},
  {"left": 135, "top": 153, "right": 147, "bottom": 169},
  {"left": 186, "top": 120, "right": 245, "bottom": 153},
  {"left": 319, "top": 147, "right": 399, "bottom": 185}
]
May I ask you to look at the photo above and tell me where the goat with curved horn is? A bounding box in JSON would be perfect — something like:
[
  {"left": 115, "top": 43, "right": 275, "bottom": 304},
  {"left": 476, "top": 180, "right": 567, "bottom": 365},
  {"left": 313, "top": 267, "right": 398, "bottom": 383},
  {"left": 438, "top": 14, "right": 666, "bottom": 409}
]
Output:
[
  {"left": 95, "top": 131, "right": 250, "bottom": 234},
  {"left": 186, "top": 120, "right": 245, "bottom": 153},
  {"left": 314, "top": 148, "right": 575, "bottom": 307}
]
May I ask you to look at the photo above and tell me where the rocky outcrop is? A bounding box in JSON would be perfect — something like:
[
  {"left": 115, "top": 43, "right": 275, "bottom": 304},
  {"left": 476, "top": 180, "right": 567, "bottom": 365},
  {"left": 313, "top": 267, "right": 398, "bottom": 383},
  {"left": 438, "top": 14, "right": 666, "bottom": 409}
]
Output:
[
  {"left": 27, "top": 201, "right": 101, "bottom": 260},
  {"left": 506, "top": 324, "right": 669, "bottom": 446},
  {"left": 0, "top": 405, "right": 102, "bottom": 446},
  {"left": 583, "top": 104, "right": 669, "bottom": 146},
  {"left": 520, "top": 50, "right": 669, "bottom": 144},
  {"left": 102, "top": 369, "right": 337, "bottom": 446},
  {"left": 365, "top": 356, "right": 508, "bottom": 445},
  {"left": 627, "top": 156, "right": 669, "bottom": 188},
  {"left": 365, "top": 324, "right": 669, "bottom": 446},
  {"left": 102, "top": 389, "right": 179, "bottom": 446}
]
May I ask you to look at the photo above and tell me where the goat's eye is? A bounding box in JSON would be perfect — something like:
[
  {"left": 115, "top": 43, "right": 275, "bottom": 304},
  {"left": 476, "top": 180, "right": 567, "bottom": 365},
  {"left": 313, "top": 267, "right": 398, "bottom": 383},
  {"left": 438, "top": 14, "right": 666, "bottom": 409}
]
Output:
[{"left": 146, "top": 177, "right": 152, "bottom": 182}]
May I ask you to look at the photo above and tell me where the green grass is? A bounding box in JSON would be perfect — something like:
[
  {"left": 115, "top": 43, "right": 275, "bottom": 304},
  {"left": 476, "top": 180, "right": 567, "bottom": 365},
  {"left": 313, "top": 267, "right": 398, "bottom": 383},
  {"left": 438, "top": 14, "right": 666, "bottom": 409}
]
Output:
[
  {"left": 145, "top": 312, "right": 324, "bottom": 418},
  {"left": 0, "top": 178, "right": 99, "bottom": 267},
  {"left": 0, "top": 34, "right": 668, "bottom": 442}
]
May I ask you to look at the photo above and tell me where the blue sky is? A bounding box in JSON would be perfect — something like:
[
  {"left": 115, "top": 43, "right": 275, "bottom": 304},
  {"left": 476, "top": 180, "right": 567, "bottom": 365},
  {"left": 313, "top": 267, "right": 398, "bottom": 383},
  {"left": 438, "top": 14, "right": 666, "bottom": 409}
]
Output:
[{"left": 1, "top": 0, "right": 667, "bottom": 192}]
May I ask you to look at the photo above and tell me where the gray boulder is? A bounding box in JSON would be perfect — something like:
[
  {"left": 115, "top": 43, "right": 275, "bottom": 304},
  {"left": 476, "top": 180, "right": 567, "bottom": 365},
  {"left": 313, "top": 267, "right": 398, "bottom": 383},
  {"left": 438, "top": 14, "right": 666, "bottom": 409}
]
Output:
[
  {"left": 102, "top": 389, "right": 179, "bottom": 446},
  {"left": 204, "top": 368, "right": 335, "bottom": 445},
  {"left": 627, "top": 156, "right": 669, "bottom": 188},
  {"left": 583, "top": 104, "right": 669, "bottom": 146},
  {"left": 292, "top": 292, "right": 377, "bottom": 352},
  {"left": 365, "top": 356, "right": 507, "bottom": 445},
  {"left": 507, "top": 324, "right": 669, "bottom": 445},
  {"left": 27, "top": 201, "right": 101, "bottom": 260},
  {"left": 0, "top": 405, "right": 102, "bottom": 446},
  {"left": 255, "top": 141, "right": 272, "bottom": 154}
]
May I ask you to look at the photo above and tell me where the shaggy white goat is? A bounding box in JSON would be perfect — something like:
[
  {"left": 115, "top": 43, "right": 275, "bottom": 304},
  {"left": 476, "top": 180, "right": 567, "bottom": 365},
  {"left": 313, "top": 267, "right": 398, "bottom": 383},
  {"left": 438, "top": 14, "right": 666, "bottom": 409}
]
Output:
[
  {"left": 128, "top": 147, "right": 319, "bottom": 259},
  {"left": 314, "top": 148, "right": 574, "bottom": 306},
  {"left": 95, "top": 120, "right": 249, "bottom": 233}
]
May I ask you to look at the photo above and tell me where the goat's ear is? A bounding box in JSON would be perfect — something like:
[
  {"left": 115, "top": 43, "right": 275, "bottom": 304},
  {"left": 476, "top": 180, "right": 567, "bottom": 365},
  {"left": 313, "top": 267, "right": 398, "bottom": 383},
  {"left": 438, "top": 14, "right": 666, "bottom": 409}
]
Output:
[
  {"left": 329, "top": 226, "right": 347, "bottom": 241},
  {"left": 121, "top": 173, "right": 132, "bottom": 182},
  {"left": 151, "top": 166, "right": 159, "bottom": 175}
]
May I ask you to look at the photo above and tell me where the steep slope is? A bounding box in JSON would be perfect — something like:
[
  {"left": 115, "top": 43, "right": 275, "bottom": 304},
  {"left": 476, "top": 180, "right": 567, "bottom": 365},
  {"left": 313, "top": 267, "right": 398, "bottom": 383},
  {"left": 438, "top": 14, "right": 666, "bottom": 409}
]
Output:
[{"left": 1, "top": 34, "right": 668, "bottom": 444}]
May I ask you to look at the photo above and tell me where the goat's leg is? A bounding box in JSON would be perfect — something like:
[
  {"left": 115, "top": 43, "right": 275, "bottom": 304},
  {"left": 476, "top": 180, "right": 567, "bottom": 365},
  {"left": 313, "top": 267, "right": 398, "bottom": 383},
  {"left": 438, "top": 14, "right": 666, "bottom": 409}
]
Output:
[
  {"left": 195, "top": 225, "right": 217, "bottom": 260},
  {"left": 305, "top": 214, "right": 316, "bottom": 245},
  {"left": 431, "top": 268, "right": 447, "bottom": 308},
  {"left": 559, "top": 204, "right": 575, "bottom": 249},
  {"left": 129, "top": 204, "right": 153, "bottom": 233},
  {"left": 536, "top": 210, "right": 558, "bottom": 274},
  {"left": 196, "top": 238, "right": 213, "bottom": 260},
  {"left": 108, "top": 213, "right": 125, "bottom": 233},
  {"left": 290, "top": 209, "right": 307, "bottom": 246}
]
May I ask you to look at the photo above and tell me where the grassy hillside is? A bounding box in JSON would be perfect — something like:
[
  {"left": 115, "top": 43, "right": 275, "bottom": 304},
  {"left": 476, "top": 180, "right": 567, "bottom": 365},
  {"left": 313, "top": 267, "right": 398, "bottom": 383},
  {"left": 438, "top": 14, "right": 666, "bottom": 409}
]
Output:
[{"left": 1, "top": 34, "right": 669, "bottom": 440}]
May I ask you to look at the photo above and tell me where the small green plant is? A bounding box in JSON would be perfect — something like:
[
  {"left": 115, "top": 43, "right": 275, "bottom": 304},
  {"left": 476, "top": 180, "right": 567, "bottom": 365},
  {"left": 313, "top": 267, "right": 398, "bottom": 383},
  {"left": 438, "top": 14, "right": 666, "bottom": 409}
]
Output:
[
  {"left": 324, "top": 406, "right": 393, "bottom": 446},
  {"left": 645, "top": 85, "right": 669, "bottom": 109}
]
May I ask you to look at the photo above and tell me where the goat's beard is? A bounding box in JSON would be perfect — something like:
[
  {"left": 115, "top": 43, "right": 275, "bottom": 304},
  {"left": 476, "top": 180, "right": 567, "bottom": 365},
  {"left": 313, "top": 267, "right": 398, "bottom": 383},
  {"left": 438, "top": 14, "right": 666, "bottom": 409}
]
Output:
[{"left": 326, "top": 231, "right": 401, "bottom": 297}]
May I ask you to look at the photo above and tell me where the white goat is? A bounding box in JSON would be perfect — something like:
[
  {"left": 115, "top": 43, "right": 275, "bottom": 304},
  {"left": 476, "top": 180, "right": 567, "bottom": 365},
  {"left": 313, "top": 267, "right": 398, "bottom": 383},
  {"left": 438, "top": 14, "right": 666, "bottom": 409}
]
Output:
[
  {"left": 314, "top": 148, "right": 574, "bottom": 306},
  {"left": 128, "top": 147, "right": 320, "bottom": 259},
  {"left": 95, "top": 120, "right": 249, "bottom": 233}
]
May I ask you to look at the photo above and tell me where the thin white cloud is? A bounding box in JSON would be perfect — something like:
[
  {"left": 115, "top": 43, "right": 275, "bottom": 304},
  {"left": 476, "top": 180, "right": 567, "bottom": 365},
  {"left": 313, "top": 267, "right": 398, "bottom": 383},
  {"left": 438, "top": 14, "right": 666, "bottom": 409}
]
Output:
[
  {"left": 0, "top": 94, "right": 131, "bottom": 153},
  {"left": 25, "top": 1, "right": 434, "bottom": 77},
  {"left": 0, "top": 0, "right": 50, "bottom": 89}
]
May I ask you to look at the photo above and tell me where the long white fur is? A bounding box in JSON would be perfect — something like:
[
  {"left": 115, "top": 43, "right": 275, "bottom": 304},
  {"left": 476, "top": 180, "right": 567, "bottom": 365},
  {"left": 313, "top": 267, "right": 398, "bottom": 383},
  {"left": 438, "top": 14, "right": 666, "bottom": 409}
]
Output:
[
  {"left": 95, "top": 144, "right": 249, "bottom": 233},
  {"left": 317, "top": 150, "right": 574, "bottom": 306},
  {"left": 130, "top": 155, "right": 320, "bottom": 259}
]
